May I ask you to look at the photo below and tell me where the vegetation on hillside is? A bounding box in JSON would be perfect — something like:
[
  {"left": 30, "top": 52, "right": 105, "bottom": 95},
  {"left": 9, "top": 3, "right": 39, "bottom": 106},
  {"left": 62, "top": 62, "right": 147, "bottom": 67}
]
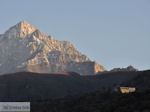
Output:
[{"left": 32, "top": 91, "right": 150, "bottom": 112}]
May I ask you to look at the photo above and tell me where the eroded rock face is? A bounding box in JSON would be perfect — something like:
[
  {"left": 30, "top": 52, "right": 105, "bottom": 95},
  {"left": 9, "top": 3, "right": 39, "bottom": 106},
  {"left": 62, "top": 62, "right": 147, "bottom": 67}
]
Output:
[{"left": 0, "top": 21, "right": 105, "bottom": 75}]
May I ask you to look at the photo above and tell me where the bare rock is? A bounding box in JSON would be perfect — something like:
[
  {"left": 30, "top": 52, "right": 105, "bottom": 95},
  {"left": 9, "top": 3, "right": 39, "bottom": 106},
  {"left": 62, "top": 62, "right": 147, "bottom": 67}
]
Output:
[{"left": 0, "top": 21, "right": 105, "bottom": 75}]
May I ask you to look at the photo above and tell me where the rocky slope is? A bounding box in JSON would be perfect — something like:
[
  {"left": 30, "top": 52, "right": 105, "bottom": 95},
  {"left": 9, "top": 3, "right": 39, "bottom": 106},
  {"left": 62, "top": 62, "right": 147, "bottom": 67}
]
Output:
[
  {"left": 110, "top": 65, "right": 138, "bottom": 72},
  {"left": 0, "top": 21, "right": 104, "bottom": 75}
]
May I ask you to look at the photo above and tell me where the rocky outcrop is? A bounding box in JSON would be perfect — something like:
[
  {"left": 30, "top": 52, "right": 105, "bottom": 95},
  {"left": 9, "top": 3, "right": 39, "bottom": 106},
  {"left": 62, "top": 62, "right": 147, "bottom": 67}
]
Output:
[
  {"left": 110, "top": 65, "right": 138, "bottom": 72},
  {"left": 0, "top": 21, "right": 105, "bottom": 75}
]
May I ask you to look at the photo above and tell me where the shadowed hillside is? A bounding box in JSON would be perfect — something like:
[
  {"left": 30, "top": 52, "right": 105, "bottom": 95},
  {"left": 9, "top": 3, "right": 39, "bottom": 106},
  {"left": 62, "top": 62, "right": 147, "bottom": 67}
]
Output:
[
  {"left": 0, "top": 70, "right": 149, "bottom": 101},
  {"left": 31, "top": 91, "right": 150, "bottom": 112}
]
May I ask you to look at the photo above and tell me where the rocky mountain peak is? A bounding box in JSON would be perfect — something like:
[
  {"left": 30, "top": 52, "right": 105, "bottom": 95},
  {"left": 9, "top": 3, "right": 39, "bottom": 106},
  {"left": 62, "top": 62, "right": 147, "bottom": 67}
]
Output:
[
  {"left": 18, "top": 21, "right": 37, "bottom": 37},
  {"left": 4, "top": 21, "right": 37, "bottom": 39},
  {"left": 0, "top": 21, "right": 105, "bottom": 75}
]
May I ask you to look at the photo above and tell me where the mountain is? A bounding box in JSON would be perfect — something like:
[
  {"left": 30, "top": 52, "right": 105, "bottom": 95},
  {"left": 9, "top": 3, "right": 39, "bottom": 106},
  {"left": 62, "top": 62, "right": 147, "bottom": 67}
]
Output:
[{"left": 0, "top": 21, "right": 104, "bottom": 75}]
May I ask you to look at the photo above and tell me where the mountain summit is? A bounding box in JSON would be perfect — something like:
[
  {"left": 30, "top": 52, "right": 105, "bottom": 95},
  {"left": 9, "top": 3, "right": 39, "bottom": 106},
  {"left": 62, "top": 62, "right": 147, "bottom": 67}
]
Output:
[
  {"left": 0, "top": 21, "right": 105, "bottom": 75},
  {"left": 4, "top": 21, "right": 37, "bottom": 39}
]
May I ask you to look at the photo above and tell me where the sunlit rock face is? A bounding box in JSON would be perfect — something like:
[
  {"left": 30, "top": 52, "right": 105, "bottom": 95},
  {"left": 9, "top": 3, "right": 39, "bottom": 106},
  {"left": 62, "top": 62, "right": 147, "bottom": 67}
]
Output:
[
  {"left": 4, "top": 21, "right": 37, "bottom": 39},
  {"left": 0, "top": 21, "right": 105, "bottom": 75}
]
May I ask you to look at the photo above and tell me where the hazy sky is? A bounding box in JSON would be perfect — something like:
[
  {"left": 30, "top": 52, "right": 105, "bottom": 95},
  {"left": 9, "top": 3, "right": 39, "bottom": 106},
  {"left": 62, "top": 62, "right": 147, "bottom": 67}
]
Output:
[{"left": 0, "top": 0, "right": 150, "bottom": 70}]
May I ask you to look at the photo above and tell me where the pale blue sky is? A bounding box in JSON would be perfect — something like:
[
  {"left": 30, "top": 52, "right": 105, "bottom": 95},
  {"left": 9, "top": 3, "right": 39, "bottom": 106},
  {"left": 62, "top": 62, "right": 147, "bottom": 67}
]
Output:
[{"left": 0, "top": 0, "right": 150, "bottom": 70}]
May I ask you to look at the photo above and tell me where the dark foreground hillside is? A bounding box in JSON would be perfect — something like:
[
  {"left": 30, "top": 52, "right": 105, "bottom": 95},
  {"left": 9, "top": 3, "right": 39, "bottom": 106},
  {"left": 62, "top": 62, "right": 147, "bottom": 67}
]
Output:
[
  {"left": 0, "top": 70, "right": 150, "bottom": 111},
  {"left": 32, "top": 91, "right": 150, "bottom": 112},
  {"left": 0, "top": 70, "right": 150, "bottom": 101}
]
